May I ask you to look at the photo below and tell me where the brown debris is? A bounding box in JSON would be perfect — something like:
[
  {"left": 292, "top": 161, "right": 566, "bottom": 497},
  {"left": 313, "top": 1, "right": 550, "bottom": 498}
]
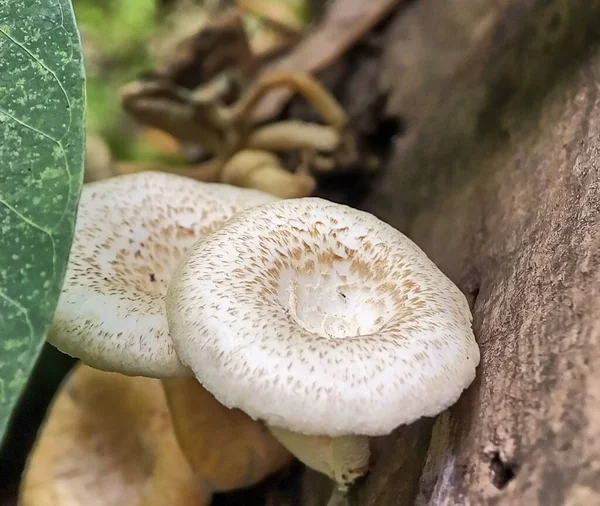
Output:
[
  {"left": 253, "top": 0, "right": 405, "bottom": 123},
  {"left": 118, "top": 1, "right": 390, "bottom": 198},
  {"left": 120, "top": 62, "right": 354, "bottom": 197},
  {"left": 152, "top": 8, "right": 258, "bottom": 93}
]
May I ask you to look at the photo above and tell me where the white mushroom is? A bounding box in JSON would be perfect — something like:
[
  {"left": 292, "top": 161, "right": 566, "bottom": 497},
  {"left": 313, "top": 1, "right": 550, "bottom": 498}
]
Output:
[
  {"left": 49, "top": 171, "right": 277, "bottom": 377},
  {"left": 165, "top": 197, "right": 480, "bottom": 500},
  {"left": 45, "top": 171, "right": 292, "bottom": 500}
]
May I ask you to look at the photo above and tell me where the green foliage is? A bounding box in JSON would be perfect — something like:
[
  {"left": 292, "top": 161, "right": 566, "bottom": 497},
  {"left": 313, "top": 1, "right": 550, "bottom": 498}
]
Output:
[
  {"left": 0, "top": 0, "right": 85, "bottom": 443},
  {"left": 72, "top": 0, "right": 157, "bottom": 159},
  {"left": 74, "top": 0, "right": 156, "bottom": 57}
]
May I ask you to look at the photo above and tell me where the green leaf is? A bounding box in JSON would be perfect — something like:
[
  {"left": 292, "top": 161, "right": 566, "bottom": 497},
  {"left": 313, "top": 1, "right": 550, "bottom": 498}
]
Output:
[{"left": 0, "top": 0, "right": 85, "bottom": 442}]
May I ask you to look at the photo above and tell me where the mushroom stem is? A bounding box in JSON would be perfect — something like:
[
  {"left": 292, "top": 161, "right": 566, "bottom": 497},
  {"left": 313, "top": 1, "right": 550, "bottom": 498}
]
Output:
[
  {"left": 161, "top": 378, "right": 293, "bottom": 492},
  {"left": 266, "top": 425, "right": 370, "bottom": 492},
  {"left": 326, "top": 487, "right": 351, "bottom": 506}
]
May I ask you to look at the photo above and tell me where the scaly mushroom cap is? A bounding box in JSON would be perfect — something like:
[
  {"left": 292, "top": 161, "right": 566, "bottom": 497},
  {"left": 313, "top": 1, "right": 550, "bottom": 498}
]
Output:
[
  {"left": 49, "top": 172, "right": 277, "bottom": 377},
  {"left": 166, "top": 198, "right": 480, "bottom": 437},
  {"left": 19, "top": 364, "right": 210, "bottom": 506}
]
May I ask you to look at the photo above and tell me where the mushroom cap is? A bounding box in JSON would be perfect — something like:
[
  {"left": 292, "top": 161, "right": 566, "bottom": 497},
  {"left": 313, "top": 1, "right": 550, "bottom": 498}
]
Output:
[
  {"left": 19, "top": 364, "right": 210, "bottom": 506},
  {"left": 166, "top": 198, "right": 480, "bottom": 437},
  {"left": 49, "top": 171, "right": 277, "bottom": 378}
]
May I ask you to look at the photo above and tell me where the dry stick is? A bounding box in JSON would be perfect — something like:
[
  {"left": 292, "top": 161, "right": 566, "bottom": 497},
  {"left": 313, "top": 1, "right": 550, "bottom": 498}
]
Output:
[{"left": 252, "top": 0, "right": 403, "bottom": 122}]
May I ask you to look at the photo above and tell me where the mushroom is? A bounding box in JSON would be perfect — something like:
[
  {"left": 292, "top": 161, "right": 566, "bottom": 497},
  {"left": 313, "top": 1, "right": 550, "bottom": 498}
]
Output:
[
  {"left": 19, "top": 363, "right": 211, "bottom": 506},
  {"left": 45, "top": 171, "right": 292, "bottom": 499},
  {"left": 165, "top": 197, "right": 481, "bottom": 501},
  {"left": 49, "top": 170, "right": 278, "bottom": 377}
]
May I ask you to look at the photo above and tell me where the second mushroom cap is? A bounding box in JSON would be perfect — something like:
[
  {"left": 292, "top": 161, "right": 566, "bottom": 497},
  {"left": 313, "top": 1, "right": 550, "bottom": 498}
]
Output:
[{"left": 48, "top": 171, "right": 277, "bottom": 378}]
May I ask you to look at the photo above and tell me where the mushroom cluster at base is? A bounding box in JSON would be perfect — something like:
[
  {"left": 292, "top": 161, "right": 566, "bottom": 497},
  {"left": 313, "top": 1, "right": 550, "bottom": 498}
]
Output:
[
  {"left": 37, "top": 171, "right": 293, "bottom": 504},
  {"left": 166, "top": 197, "right": 481, "bottom": 496}
]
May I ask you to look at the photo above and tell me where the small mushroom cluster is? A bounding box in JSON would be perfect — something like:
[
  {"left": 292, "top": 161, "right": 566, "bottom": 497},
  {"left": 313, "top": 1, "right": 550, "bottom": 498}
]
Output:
[
  {"left": 21, "top": 171, "right": 480, "bottom": 506},
  {"left": 120, "top": 70, "right": 355, "bottom": 199},
  {"left": 119, "top": 9, "right": 359, "bottom": 200}
]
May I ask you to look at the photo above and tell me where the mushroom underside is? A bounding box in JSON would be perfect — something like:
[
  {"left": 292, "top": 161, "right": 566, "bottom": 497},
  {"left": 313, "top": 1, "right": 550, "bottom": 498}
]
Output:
[{"left": 19, "top": 363, "right": 209, "bottom": 506}]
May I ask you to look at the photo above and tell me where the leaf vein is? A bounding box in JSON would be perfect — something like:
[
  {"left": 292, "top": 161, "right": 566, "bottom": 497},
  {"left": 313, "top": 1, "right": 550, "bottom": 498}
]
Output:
[
  {"left": 0, "top": 289, "right": 35, "bottom": 351},
  {"left": 0, "top": 197, "right": 54, "bottom": 236},
  {"left": 0, "top": 107, "right": 60, "bottom": 143},
  {"left": 0, "top": 26, "right": 71, "bottom": 122}
]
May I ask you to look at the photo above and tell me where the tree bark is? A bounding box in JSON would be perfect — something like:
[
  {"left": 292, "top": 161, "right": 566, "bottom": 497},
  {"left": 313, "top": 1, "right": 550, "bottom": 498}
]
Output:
[{"left": 371, "top": 45, "right": 600, "bottom": 505}]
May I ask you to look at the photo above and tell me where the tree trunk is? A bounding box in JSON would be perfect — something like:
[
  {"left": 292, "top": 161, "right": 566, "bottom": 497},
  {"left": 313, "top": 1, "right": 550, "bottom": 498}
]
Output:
[
  {"left": 278, "top": 1, "right": 600, "bottom": 505},
  {"left": 354, "top": 42, "right": 600, "bottom": 506}
]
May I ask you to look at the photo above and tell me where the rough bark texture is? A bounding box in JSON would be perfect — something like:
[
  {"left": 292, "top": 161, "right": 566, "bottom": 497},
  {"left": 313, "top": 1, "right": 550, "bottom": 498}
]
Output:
[
  {"left": 289, "top": 0, "right": 600, "bottom": 505},
  {"left": 397, "top": 49, "right": 600, "bottom": 505},
  {"left": 362, "top": 0, "right": 600, "bottom": 225}
]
